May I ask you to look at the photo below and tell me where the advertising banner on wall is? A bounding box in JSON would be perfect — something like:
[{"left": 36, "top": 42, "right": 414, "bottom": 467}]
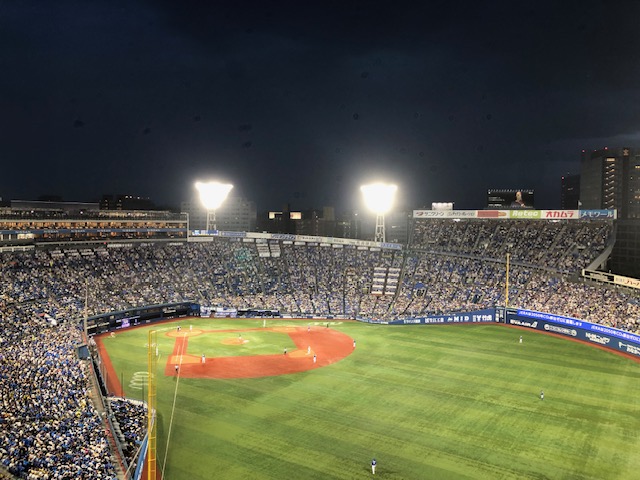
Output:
[
  {"left": 413, "top": 210, "right": 478, "bottom": 218},
  {"left": 540, "top": 210, "right": 579, "bottom": 219},
  {"left": 413, "top": 209, "right": 616, "bottom": 221},
  {"left": 506, "top": 309, "right": 640, "bottom": 357},
  {"left": 579, "top": 210, "right": 617, "bottom": 219},
  {"left": 386, "top": 308, "right": 497, "bottom": 325}
]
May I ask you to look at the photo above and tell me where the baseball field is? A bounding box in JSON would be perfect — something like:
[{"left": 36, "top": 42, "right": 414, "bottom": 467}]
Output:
[{"left": 98, "top": 318, "right": 640, "bottom": 479}]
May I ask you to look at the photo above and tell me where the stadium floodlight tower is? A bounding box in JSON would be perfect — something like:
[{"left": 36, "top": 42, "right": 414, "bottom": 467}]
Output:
[
  {"left": 360, "top": 182, "right": 397, "bottom": 243},
  {"left": 195, "top": 181, "right": 233, "bottom": 232}
]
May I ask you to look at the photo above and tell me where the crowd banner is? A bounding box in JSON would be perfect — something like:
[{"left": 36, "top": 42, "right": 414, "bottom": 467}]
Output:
[{"left": 507, "top": 309, "right": 640, "bottom": 357}]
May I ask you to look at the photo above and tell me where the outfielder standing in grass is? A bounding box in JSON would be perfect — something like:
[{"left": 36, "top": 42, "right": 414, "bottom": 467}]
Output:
[{"left": 371, "top": 458, "right": 376, "bottom": 475}]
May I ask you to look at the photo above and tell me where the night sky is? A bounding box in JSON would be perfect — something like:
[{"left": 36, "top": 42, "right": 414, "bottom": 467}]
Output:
[{"left": 2, "top": 1, "right": 640, "bottom": 212}]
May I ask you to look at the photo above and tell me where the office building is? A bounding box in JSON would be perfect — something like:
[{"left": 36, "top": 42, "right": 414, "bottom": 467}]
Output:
[
  {"left": 580, "top": 147, "right": 640, "bottom": 219},
  {"left": 608, "top": 220, "right": 640, "bottom": 278},
  {"left": 560, "top": 174, "right": 580, "bottom": 210},
  {"left": 581, "top": 148, "right": 640, "bottom": 278}
]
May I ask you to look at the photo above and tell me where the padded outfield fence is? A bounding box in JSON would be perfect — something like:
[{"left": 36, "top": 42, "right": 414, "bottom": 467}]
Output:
[{"left": 361, "top": 307, "right": 640, "bottom": 359}]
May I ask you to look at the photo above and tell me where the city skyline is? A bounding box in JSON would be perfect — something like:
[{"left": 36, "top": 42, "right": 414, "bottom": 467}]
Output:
[{"left": 3, "top": 1, "right": 640, "bottom": 211}]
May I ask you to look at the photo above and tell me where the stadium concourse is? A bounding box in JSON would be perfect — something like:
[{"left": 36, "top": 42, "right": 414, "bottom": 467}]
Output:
[{"left": 1, "top": 218, "right": 639, "bottom": 479}]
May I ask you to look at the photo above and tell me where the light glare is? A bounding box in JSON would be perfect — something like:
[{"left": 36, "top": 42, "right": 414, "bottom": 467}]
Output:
[
  {"left": 195, "top": 181, "right": 234, "bottom": 210},
  {"left": 360, "top": 183, "right": 397, "bottom": 214}
]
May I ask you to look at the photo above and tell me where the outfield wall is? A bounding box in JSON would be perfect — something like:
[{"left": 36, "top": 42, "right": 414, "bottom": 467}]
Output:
[
  {"left": 506, "top": 308, "right": 640, "bottom": 358},
  {"left": 384, "top": 308, "right": 498, "bottom": 325},
  {"left": 363, "top": 307, "right": 640, "bottom": 358}
]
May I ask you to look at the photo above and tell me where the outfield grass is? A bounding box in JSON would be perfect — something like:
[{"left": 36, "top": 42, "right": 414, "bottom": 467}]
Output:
[{"left": 102, "top": 319, "right": 640, "bottom": 479}]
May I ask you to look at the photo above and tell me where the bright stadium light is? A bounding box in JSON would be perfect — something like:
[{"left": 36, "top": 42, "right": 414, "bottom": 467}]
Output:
[
  {"left": 360, "top": 182, "right": 397, "bottom": 243},
  {"left": 195, "top": 181, "right": 233, "bottom": 232}
]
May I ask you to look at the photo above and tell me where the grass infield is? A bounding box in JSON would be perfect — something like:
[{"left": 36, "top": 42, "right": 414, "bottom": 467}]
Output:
[{"left": 101, "top": 319, "right": 640, "bottom": 479}]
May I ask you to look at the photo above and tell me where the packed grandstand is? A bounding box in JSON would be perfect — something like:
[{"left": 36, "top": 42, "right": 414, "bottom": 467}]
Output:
[{"left": 1, "top": 214, "right": 639, "bottom": 479}]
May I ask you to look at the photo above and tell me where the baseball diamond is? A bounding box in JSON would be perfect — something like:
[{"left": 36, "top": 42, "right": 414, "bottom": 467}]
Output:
[{"left": 96, "top": 324, "right": 354, "bottom": 386}]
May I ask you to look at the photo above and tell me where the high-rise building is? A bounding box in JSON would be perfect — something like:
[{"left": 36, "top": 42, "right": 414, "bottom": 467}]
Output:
[
  {"left": 335, "top": 211, "right": 362, "bottom": 240},
  {"left": 560, "top": 174, "right": 580, "bottom": 210},
  {"left": 609, "top": 220, "right": 640, "bottom": 278},
  {"left": 580, "top": 147, "right": 640, "bottom": 219},
  {"left": 580, "top": 147, "right": 640, "bottom": 278}
]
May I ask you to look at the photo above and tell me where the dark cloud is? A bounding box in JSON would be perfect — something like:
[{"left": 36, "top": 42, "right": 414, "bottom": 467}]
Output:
[{"left": 1, "top": 1, "right": 640, "bottom": 210}]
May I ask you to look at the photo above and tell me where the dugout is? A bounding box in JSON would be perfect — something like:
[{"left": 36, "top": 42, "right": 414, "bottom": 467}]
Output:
[{"left": 85, "top": 301, "right": 200, "bottom": 336}]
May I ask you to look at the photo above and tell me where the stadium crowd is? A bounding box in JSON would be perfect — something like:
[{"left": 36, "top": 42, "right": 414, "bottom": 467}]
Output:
[
  {"left": 411, "top": 218, "right": 612, "bottom": 274},
  {"left": 0, "top": 217, "right": 638, "bottom": 479},
  {"left": 107, "top": 399, "right": 147, "bottom": 467},
  {"left": 0, "top": 315, "right": 117, "bottom": 479}
]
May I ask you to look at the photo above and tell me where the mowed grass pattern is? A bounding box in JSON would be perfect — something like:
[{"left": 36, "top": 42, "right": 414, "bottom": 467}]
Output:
[{"left": 103, "top": 319, "right": 640, "bottom": 479}]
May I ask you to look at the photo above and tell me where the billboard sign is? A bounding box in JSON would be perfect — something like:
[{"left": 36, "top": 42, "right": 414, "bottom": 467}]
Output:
[
  {"left": 487, "top": 189, "right": 535, "bottom": 209},
  {"left": 579, "top": 210, "right": 617, "bottom": 219},
  {"left": 413, "top": 210, "right": 478, "bottom": 219},
  {"left": 508, "top": 210, "right": 541, "bottom": 219},
  {"left": 477, "top": 210, "right": 509, "bottom": 218},
  {"left": 542, "top": 210, "right": 579, "bottom": 219}
]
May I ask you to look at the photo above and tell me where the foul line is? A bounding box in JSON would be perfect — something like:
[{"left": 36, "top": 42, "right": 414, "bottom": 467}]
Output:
[{"left": 161, "top": 334, "right": 186, "bottom": 479}]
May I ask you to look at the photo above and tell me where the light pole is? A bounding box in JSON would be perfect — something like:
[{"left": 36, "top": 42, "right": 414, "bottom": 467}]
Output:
[
  {"left": 195, "top": 181, "right": 233, "bottom": 232},
  {"left": 360, "top": 182, "right": 397, "bottom": 243}
]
